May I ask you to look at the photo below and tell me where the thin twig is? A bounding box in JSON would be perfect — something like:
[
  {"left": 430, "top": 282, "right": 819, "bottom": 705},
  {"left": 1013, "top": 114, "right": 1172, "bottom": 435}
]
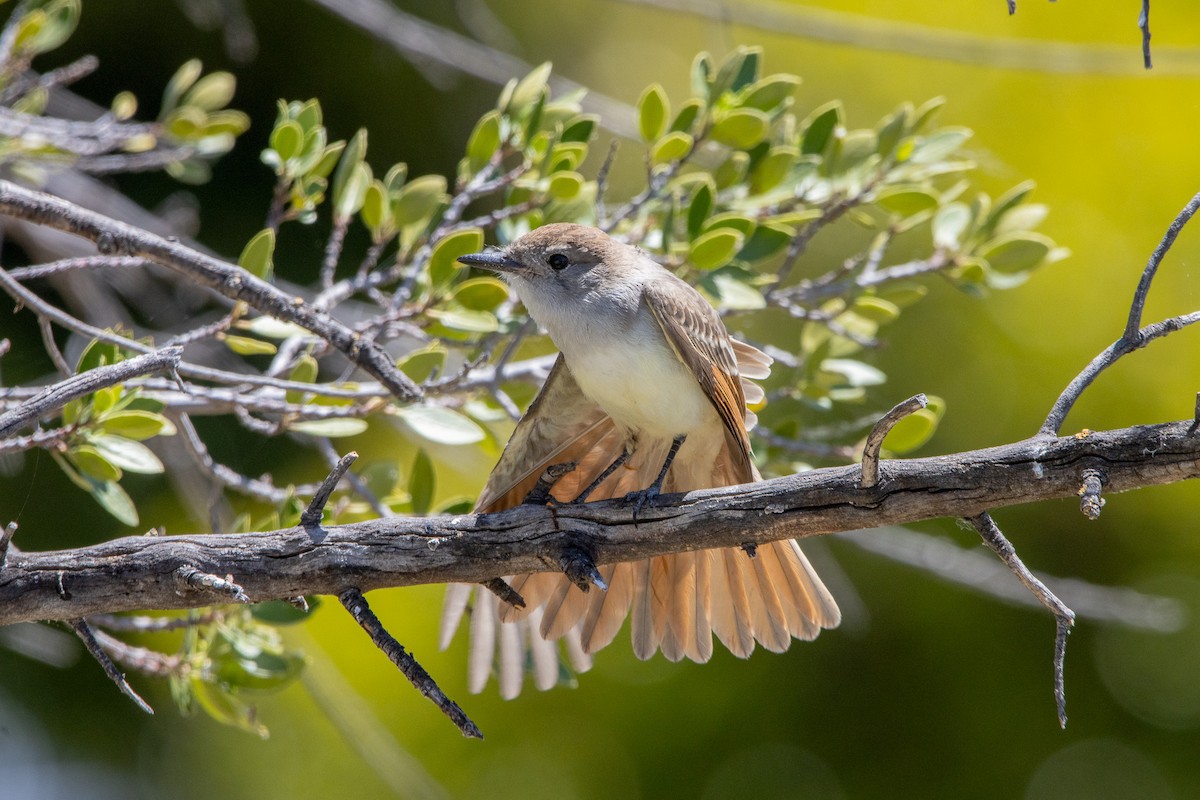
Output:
[
  {"left": 1125, "top": 191, "right": 1200, "bottom": 339},
  {"left": 302, "top": 451, "right": 359, "bottom": 527},
  {"left": 1139, "top": 0, "right": 1153, "bottom": 70},
  {"left": 338, "top": 588, "right": 483, "bottom": 739},
  {"left": 480, "top": 577, "right": 525, "bottom": 609},
  {"left": 964, "top": 512, "right": 1074, "bottom": 729},
  {"left": 69, "top": 618, "right": 155, "bottom": 715},
  {"left": 0, "top": 521, "right": 15, "bottom": 568},
  {"left": 860, "top": 394, "right": 927, "bottom": 488},
  {"left": 1042, "top": 190, "right": 1200, "bottom": 435},
  {"left": 0, "top": 180, "right": 422, "bottom": 402},
  {"left": 1078, "top": 468, "right": 1106, "bottom": 520},
  {"left": 0, "top": 346, "right": 183, "bottom": 437}
]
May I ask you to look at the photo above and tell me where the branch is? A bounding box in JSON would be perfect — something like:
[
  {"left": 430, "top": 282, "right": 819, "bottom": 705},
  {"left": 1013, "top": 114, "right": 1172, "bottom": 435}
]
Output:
[
  {"left": 0, "top": 180, "right": 422, "bottom": 403},
  {"left": 0, "top": 346, "right": 182, "bottom": 437},
  {"left": 2, "top": 419, "right": 1197, "bottom": 626}
]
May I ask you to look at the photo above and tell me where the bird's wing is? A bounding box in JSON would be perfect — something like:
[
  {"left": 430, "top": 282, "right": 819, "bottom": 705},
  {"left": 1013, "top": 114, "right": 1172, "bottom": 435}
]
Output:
[
  {"left": 474, "top": 353, "right": 617, "bottom": 512},
  {"left": 642, "top": 279, "right": 755, "bottom": 483}
]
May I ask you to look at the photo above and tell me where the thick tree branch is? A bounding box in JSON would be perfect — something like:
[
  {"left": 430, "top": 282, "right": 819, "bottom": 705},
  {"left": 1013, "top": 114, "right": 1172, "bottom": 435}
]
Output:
[{"left": 2, "top": 419, "right": 1197, "bottom": 626}]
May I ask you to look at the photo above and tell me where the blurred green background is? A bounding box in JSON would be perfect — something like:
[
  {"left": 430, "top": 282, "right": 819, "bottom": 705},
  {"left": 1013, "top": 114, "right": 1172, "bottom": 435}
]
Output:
[{"left": 3, "top": 1, "right": 1200, "bottom": 798}]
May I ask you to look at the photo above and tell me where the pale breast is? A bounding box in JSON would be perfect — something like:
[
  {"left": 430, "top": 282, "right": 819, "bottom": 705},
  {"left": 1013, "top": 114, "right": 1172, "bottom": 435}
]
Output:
[{"left": 563, "top": 315, "right": 719, "bottom": 441}]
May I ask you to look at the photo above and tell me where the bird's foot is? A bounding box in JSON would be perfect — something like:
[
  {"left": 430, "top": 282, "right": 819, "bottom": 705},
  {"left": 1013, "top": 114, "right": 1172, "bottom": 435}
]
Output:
[{"left": 623, "top": 483, "right": 663, "bottom": 522}]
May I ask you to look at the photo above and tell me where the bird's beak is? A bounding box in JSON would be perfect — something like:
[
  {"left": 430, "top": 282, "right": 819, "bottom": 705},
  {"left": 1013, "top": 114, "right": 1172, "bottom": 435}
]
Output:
[{"left": 458, "top": 250, "right": 522, "bottom": 273}]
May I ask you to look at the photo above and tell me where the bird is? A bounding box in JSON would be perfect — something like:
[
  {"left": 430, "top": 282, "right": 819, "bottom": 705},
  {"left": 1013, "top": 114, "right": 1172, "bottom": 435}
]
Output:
[{"left": 439, "top": 223, "right": 839, "bottom": 697}]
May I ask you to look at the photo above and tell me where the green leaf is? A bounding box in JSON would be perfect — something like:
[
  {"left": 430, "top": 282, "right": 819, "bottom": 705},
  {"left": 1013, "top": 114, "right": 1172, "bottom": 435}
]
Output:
[
  {"left": 561, "top": 114, "right": 598, "bottom": 143},
  {"left": 979, "top": 232, "right": 1054, "bottom": 274},
  {"left": 911, "top": 127, "right": 972, "bottom": 164},
  {"left": 852, "top": 296, "right": 901, "bottom": 324},
  {"left": 701, "top": 213, "right": 755, "bottom": 237},
  {"left": 687, "top": 178, "right": 715, "bottom": 238},
  {"left": 878, "top": 281, "right": 929, "bottom": 309},
  {"left": 331, "top": 128, "right": 367, "bottom": 211},
  {"left": 688, "top": 229, "right": 745, "bottom": 270},
  {"left": 750, "top": 146, "right": 797, "bottom": 194},
  {"left": 397, "top": 345, "right": 446, "bottom": 383},
  {"left": 801, "top": 101, "right": 842, "bottom": 156},
  {"left": 361, "top": 179, "right": 392, "bottom": 235},
  {"left": 251, "top": 599, "right": 317, "bottom": 625},
  {"left": 396, "top": 405, "right": 486, "bottom": 445},
  {"left": 244, "top": 317, "right": 309, "bottom": 339},
  {"left": 713, "top": 151, "right": 749, "bottom": 189},
  {"left": 452, "top": 277, "right": 510, "bottom": 311},
  {"left": 670, "top": 99, "right": 704, "bottom": 134},
  {"left": 238, "top": 228, "right": 276, "bottom": 280},
  {"left": 99, "top": 410, "right": 172, "bottom": 441},
  {"left": 708, "top": 272, "right": 764, "bottom": 310},
  {"left": 691, "top": 52, "right": 714, "bottom": 99},
  {"left": 89, "top": 479, "right": 139, "bottom": 527},
  {"left": 710, "top": 108, "right": 770, "bottom": 150},
  {"left": 739, "top": 222, "right": 792, "bottom": 263},
  {"left": 224, "top": 335, "right": 278, "bottom": 357},
  {"left": 739, "top": 74, "right": 801, "bottom": 113},
  {"left": 162, "top": 59, "right": 203, "bottom": 114},
  {"left": 932, "top": 203, "right": 971, "bottom": 250},
  {"left": 427, "top": 307, "right": 499, "bottom": 333},
  {"left": 637, "top": 83, "right": 670, "bottom": 143},
  {"left": 91, "top": 385, "right": 120, "bottom": 416},
  {"left": 650, "top": 131, "right": 693, "bottom": 166},
  {"left": 409, "top": 450, "right": 435, "bottom": 515},
  {"left": 191, "top": 679, "right": 268, "bottom": 739},
  {"left": 76, "top": 338, "right": 123, "bottom": 374},
  {"left": 821, "top": 358, "right": 887, "bottom": 387},
  {"left": 712, "top": 46, "right": 761, "bottom": 98},
  {"left": 876, "top": 187, "right": 939, "bottom": 217},
  {"left": 89, "top": 434, "right": 164, "bottom": 474},
  {"left": 71, "top": 445, "right": 122, "bottom": 482},
  {"left": 428, "top": 228, "right": 484, "bottom": 288},
  {"left": 507, "top": 62, "right": 553, "bottom": 114},
  {"left": 183, "top": 71, "right": 236, "bottom": 112},
  {"left": 466, "top": 111, "right": 501, "bottom": 172},
  {"left": 290, "top": 417, "right": 368, "bottom": 438},
  {"left": 392, "top": 174, "right": 448, "bottom": 227},
  {"left": 548, "top": 171, "right": 584, "bottom": 200},
  {"left": 876, "top": 104, "right": 911, "bottom": 158}
]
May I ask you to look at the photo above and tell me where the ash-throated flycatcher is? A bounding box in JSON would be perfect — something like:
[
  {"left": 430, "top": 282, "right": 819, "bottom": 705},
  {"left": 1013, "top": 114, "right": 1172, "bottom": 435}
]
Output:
[{"left": 440, "top": 223, "right": 839, "bottom": 698}]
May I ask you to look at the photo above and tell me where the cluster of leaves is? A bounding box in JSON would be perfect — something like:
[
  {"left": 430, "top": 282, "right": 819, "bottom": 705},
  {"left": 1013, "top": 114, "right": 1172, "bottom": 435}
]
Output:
[
  {"left": 167, "top": 604, "right": 309, "bottom": 739},
  {"left": 0, "top": 2, "right": 246, "bottom": 180},
  {"left": 52, "top": 338, "right": 175, "bottom": 526}
]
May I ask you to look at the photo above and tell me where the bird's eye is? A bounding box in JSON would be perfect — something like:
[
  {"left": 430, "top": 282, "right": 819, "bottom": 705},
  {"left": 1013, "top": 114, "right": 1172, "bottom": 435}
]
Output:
[{"left": 547, "top": 253, "right": 570, "bottom": 270}]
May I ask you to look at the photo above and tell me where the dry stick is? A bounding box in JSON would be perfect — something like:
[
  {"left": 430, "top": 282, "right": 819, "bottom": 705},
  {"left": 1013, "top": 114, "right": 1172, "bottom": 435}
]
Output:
[
  {"left": 0, "top": 346, "right": 183, "bottom": 437},
  {"left": 1139, "top": 0, "right": 1152, "bottom": 70},
  {"left": 0, "top": 521, "right": 15, "bottom": 568},
  {"left": 68, "top": 618, "right": 155, "bottom": 715},
  {"left": 1078, "top": 468, "right": 1106, "bottom": 520},
  {"left": 176, "top": 566, "right": 250, "bottom": 604},
  {"left": 5, "top": 419, "right": 1199, "bottom": 626},
  {"left": 965, "top": 512, "right": 1075, "bottom": 729},
  {"left": 480, "top": 578, "right": 526, "bottom": 609},
  {"left": 1041, "top": 190, "right": 1200, "bottom": 436},
  {"left": 302, "top": 451, "right": 359, "bottom": 527},
  {"left": 0, "top": 180, "right": 422, "bottom": 402},
  {"left": 338, "top": 588, "right": 483, "bottom": 739},
  {"left": 860, "top": 394, "right": 927, "bottom": 489}
]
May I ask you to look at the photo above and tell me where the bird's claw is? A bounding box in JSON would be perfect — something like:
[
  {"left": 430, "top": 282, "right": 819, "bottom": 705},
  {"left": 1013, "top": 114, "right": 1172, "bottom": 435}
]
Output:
[{"left": 624, "top": 484, "right": 662, "bottom": 522}]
